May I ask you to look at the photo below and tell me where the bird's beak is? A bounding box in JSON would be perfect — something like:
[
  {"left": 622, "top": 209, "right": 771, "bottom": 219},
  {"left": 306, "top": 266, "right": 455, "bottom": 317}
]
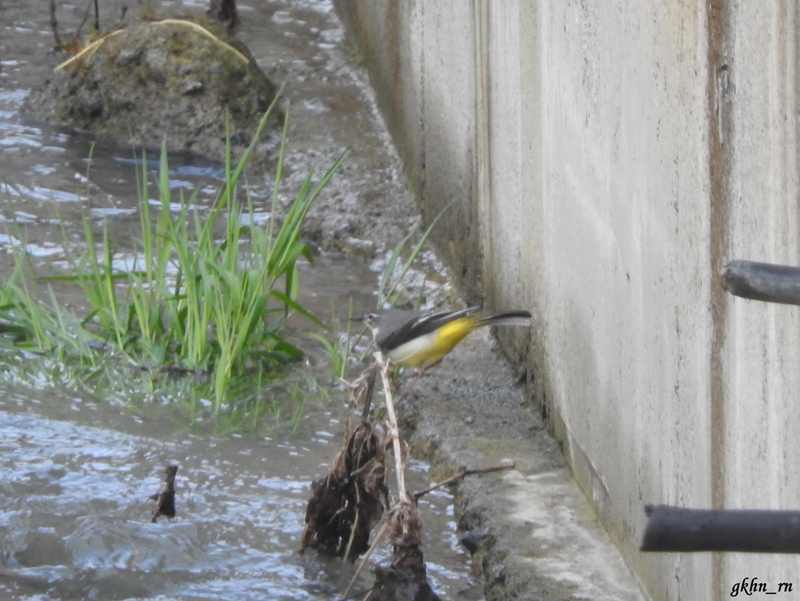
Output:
[{"left": 349, "top": 315, "right": 364, "bottom": 322}]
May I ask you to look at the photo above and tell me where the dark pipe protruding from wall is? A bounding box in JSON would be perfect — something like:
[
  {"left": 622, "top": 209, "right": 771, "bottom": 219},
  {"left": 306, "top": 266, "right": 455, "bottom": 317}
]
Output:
[
  {"left": 721, "top": 260, "right": 800, "bottom": 305},
  {"left": 641, "top": 504, "right": 800, "bottom": 553}
]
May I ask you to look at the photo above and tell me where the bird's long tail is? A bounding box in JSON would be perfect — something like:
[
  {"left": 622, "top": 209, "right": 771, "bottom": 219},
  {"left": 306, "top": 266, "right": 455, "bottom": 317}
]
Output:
[{"left": 474, "top": 310, "right": 532, "bottom": 328}]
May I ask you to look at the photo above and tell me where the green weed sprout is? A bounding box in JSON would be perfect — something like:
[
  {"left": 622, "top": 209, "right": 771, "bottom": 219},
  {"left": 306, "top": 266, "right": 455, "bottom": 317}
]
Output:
[{"left": 0, "top": 85, "right": 346, "bottom": 417}]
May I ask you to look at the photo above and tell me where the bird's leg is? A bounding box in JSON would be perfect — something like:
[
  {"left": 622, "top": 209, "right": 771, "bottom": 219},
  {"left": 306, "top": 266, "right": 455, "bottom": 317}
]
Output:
[{"left": 415, "top": 359, "right": 442, "bottom": 377}]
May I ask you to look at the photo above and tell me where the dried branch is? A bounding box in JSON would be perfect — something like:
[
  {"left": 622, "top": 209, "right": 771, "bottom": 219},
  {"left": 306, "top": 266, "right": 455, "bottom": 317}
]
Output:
[
  {"left": 149, "top": 464, "right": 178, "bottom": 522},
  {"left": 208, "top": 0, "right": 240, "bottom": 33},
  {"left": 413, "top": 463, "right": 515, "bottom": 502},
  {"left": 301, "top": 367, "right": 387, "bottom": 562},
  {"left": 376, "top": 351, "right": 407, "bottom": 501},
  {"left": 49, "top": 0, "right": 62, "bottom": 48},
  {"left": 340, "top": 521, "right": 390, "bottom": 600}
]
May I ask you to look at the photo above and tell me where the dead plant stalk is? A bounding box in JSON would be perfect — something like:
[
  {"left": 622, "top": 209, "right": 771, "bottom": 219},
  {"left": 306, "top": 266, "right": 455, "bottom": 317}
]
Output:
[
  {"left": 340, "top": 353, "right": 406, "bottom": 601},
  {"left": 376, "top": 351, "right": 406, "bottom": 501}
]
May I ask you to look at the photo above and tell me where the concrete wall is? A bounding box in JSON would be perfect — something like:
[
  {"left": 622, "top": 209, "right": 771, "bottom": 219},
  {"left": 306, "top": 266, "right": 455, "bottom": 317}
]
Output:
[
  {"left": 336, "top": 1, "right": 800, "bottom": 600},
  {"left": 721, "top": 1, "right": 800, "bottom": 597}
]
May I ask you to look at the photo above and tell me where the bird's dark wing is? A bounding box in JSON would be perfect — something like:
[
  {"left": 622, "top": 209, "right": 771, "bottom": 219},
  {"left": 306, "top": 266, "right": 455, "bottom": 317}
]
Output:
[{"left": 377, "top": 307, "right": 478, "bottom": 352}]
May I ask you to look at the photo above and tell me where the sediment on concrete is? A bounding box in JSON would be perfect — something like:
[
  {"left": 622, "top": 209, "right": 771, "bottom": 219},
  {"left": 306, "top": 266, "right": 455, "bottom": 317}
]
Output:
[{"left": 399, "top": 331, "right": 645, "bottom": 601}]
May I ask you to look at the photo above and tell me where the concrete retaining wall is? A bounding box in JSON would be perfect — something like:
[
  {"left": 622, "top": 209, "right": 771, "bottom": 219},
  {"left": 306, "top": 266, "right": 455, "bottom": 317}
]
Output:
[{"left": 335, "top": 1, "right": 800, "bottom": 599}]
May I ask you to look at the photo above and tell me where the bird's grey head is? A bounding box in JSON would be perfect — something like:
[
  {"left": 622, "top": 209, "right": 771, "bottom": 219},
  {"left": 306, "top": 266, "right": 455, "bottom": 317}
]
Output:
[{"left": 361, "top": 312, "right": 381, "bottom": 332}]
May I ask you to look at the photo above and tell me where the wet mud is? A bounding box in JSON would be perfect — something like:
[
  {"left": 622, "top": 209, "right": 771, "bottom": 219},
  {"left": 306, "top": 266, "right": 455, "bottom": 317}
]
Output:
[{"left": 3, "top": 0, "right": 433, "bottom": 263}]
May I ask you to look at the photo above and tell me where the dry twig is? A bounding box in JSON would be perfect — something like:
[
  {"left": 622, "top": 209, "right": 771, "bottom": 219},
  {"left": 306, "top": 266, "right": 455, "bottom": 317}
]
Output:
[
  {"left": 149, "top": 464, "right": 178, "bottom": 522},
  {"left": 376, "top": 351, "right": 407, "bottom": 501},
  {"left": 413, "top": 463, "right": 515, "bottom": 502},
  {"left": 49, "top": 0, "right": 62, "bottom": 48}
]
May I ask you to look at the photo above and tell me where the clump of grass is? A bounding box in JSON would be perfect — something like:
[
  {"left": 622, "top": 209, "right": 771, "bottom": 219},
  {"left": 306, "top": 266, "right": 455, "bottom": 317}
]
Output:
[
  {"left": 0, "top": 88, "right": 346, "bottom": 418},
  {"left": 307, "top": 300, "right": 354, "bottom": 382},
  {"left": 378, "top": 199, "right": 453, "bottom": 308},
  {"left": 311, "top": 201, "right": 454, "bottom": 376}
]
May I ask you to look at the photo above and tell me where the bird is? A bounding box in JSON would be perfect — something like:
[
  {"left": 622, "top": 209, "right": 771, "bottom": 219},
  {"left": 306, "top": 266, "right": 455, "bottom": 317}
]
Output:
[{"left": 355, "top": 307, "right": 531, "bottom": 369}]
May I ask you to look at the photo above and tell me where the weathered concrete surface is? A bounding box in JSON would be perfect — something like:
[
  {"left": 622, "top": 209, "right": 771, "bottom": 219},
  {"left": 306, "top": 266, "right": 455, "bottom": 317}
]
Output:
[
  {"left": 337, "top": 1, "right": 800, "bottom": 600},
  {"left": 717, "top": 1, "right": 800, "bottom": 595},
  {"left": 402, "top": 331, "right": 645, "bottom": 600}
]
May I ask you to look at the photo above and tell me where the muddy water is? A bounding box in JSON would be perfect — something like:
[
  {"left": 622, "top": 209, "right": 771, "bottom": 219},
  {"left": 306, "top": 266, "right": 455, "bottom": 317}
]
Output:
[
  {"left": 1, "top": 0, "right": 425, "bottom": 262},
  {"left": 0, "top": 1, "right": 480, "bottom": 599},
  {"left": 0, "top": 379, "right": 477, "bottom": 600}
]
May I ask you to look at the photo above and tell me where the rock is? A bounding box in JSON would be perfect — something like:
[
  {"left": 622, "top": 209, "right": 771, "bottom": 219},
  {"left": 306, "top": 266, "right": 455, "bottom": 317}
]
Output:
[
  {"left": 21, "top": 20, "right": 280, "bottom": 161},
  {"left": 459, "top": 529, "right": 493, "bottom": 555},
  {"left": 341, "top": 236, "right": 375, "bottom": 257},
  {"left": 114, "top": 48, "right": 139, "bottom": 68}
]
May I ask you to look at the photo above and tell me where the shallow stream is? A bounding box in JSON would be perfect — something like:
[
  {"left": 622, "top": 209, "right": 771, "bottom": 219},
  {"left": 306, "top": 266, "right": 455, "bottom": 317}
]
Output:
[
  {"left": 0, "top": 1, "right": 480, "bottom": 598},
  {"left": 0, "top": 379, "right": 477, "bottom": 600}
]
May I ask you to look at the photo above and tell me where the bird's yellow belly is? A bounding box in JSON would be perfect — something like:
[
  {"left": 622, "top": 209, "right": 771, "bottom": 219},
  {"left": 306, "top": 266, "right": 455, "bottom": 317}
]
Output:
[{"left": 387, "top": 317, "right": 475, "bottom": 368}]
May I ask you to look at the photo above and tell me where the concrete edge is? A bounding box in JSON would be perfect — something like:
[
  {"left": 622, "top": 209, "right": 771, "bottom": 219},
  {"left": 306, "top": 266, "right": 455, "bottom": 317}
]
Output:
[{"left": 398, "top": 331, "right": 648, "bottom": 601}]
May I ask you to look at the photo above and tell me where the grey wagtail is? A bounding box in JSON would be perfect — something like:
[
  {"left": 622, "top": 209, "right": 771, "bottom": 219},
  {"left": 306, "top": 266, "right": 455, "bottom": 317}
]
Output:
[{"left": 354, "top": 307, "right": 531, "bottom": 369}]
